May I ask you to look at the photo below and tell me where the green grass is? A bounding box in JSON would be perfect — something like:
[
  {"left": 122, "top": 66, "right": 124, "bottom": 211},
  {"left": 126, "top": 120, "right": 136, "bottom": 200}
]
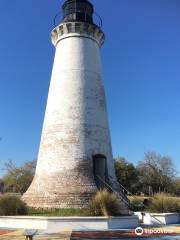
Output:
[{"left": 27, "top": 208, "right": 90, "bottom": 217}]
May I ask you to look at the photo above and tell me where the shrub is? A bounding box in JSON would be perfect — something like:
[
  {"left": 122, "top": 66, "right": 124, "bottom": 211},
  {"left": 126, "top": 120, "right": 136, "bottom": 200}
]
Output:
[
  {"left": 148, "top": 193, "right": 180, "bottom": 213},
  {"left": 130, "top": 197, "right": 146, "bottom": 212},
  {"left": 0, "top": 194, "right": 27, "bottom": 216},
  {"left": 88, "top": 190, "right": 123, "bottom": 216}
]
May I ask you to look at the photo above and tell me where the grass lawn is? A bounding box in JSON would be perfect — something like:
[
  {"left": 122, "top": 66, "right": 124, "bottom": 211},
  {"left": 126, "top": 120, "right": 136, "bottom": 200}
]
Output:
[{"left": 27, "top": 208, "right": 90, "bottom": 217}]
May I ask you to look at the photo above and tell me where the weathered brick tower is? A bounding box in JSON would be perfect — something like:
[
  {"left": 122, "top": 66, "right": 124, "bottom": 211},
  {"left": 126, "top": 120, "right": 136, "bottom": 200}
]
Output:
[{"left": 22, "top": 0, "right": 129, "bottom": 210}]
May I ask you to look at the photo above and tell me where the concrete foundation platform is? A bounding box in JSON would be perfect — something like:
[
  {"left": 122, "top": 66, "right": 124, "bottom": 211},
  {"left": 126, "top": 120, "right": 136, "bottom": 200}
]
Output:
[
  {"left": 135, "top": 212, "right": 180, "bottom": 225},
  {"left": 0, "top": 216, "right": 138, "bottom": 232}
]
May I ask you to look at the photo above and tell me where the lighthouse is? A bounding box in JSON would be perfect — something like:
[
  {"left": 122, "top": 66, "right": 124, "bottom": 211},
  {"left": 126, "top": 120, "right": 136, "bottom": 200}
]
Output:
[{"left": 22, "top": 0, "right": 129, "bottom": 210}]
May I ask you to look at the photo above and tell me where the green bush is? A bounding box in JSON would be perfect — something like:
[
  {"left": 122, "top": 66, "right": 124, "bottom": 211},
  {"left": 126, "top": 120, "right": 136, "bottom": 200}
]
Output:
[
  {"left": 130, "top": 197, "right": 146, "bottom": 212},
  {"left": 148, "top": 193, "right": 180, "bottom": 213},
  {"left": 0, "top": 194, "right": 27, "bottom": 216},
  {"left": 88, "top": 190, "right": 123, "bottom": 217}
]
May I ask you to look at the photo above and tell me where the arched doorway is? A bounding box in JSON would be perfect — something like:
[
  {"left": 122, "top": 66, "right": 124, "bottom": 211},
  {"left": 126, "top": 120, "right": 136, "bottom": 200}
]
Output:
[{"left": 93, "top": 154, "right": 108, "bottom": 189}]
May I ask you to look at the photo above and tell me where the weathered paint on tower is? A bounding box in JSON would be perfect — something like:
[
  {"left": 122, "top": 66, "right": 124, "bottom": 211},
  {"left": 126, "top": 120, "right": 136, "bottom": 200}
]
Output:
[{"left": 22, "top": 0, "right": 128, "bottom": 209}]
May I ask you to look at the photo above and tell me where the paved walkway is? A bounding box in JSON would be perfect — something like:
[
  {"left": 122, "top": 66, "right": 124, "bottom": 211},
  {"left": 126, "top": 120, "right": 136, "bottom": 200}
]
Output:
[
  {"left": 0, "top": 226, "right": 179, "bottom": 240},
  {"left": 0, "top": 236, "right": 70, "bottom": 240},
  {"left": 0, "top": 230, "right": 72, "bottom": 240}
]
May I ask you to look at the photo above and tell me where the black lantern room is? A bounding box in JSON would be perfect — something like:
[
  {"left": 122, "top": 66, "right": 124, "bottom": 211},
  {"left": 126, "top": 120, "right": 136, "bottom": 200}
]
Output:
[{"left": 62, "top": 0, "right": 94, "bottom": 24}]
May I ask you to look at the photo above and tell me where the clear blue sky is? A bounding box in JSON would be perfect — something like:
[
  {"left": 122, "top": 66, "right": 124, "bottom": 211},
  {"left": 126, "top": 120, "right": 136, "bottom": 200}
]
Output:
[{"left": 0, "top": 0, "right": 179, "bottom": 176}]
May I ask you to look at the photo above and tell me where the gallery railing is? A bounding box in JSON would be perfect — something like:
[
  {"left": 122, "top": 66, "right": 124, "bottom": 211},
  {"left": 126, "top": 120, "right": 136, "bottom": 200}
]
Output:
[{"left": 53, "top": 11, "right": 103, "bottom": 28}]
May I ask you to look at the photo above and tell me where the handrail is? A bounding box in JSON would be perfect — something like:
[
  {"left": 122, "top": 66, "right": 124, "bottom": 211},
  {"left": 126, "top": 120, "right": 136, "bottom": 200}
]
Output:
[
  {"left": 95, "top": 175, "right": 130, "bottom": 208},
  {"left": 94, "top": 12, "right": 103, "bottom": 28},
  {"left": 117, "top": 181, "right": 134, "bottom": 196},
  {"left": 150, "top": 215, "right": 166, "bottom": 225},
  {"left": 54, "top": 11, "right": 63, "bottom": 27},
  {"left": 117, "top": 182, "right": 149, "bottom": 207},
  {"left": 53, "top": 11, "right": 103, "bottom": 28},
  {"left": 115, "top": 181, "right": 152, "bottom": 211}
]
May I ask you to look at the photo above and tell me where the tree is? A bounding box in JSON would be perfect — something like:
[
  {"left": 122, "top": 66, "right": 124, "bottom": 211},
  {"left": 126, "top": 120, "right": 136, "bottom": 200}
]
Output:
[
  {"left": 3, "top": 160, "right": 36, "bottom": 194},
  {"left": 170, "top": 178, "right": 180, "bottom": 196},
  {"left": 137, "top": 151, "right": 176, "bottom": 195},
  {"left": 115, "top": 157, "right": 139, "bottom": 194},
  {"left": 0, "top": 179, "right": 4, "bottom": 193}
]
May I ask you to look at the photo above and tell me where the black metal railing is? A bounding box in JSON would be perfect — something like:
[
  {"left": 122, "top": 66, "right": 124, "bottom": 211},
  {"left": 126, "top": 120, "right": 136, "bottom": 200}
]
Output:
[
  {"left": 95, "top": 175, "right": 131, "bottom": 208},
  {"left": 53, "top": 11, "right": 102, "bottom": 28}
]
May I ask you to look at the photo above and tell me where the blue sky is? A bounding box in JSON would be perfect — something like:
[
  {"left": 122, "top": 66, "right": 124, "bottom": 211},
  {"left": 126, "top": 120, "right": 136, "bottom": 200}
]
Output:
[{"left": 0, "top": 0, "right": 179, "bottom": 176}]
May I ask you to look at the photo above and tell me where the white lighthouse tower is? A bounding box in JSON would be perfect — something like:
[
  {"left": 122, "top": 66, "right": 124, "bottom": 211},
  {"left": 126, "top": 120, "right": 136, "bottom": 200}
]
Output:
[{"left": 23, "top": 0, "right": 129, "bottom": 210}]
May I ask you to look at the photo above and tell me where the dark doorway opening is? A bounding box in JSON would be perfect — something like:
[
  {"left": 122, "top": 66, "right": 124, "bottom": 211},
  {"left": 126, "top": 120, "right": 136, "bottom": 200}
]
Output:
[{"left": 93, "top": 154, "right": 108, "bottom": 189}]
